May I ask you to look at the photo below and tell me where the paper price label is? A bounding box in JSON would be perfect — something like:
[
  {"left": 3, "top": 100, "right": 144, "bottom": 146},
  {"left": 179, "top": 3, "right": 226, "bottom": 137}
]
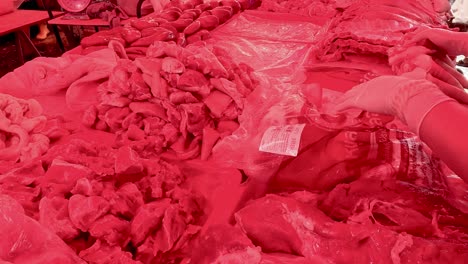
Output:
[{"left": 259, "top": 124, "right": 306, "bottom": 157}]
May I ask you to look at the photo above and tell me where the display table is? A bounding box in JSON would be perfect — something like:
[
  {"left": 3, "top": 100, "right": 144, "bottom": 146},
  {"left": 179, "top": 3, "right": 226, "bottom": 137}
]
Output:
[
  {"left": 49, "top": 16, "right": 113, "bottom": 29},
  {"left": 0, "top": 10, "right": 63, "bottom": 35},
  {"left": 48, "top": 15, "right": 131, "bottom": 28},
  {"left": 0, "top": 9, "right": 63, "bottom": 65},
  {"left": 48, "top": 15, "right": 130, "bottom": 49},
  {"left": 1, "top": 3, "right": 467, "bottom": 263}
]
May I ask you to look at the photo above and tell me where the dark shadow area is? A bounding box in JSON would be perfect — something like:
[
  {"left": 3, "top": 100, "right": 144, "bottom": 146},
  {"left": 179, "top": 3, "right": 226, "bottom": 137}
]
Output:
[{"left": 0, "top": 32, "right": 64, "bottom": 77}]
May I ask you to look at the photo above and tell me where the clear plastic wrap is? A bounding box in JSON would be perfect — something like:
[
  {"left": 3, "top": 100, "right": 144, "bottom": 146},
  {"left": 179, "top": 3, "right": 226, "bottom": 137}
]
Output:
[
  {"left": 208, "top": 10, "right": 322, "bottom": 83},
  {"left": 203, "top": 10, "right": 328, "bottom": 179},
  {"left": 213, "top": 74, "right": 454, "bottom": 200}
]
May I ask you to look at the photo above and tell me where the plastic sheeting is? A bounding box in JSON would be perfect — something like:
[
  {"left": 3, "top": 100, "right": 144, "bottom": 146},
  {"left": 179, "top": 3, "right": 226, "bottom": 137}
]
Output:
[
  {"left": 208, "top": 10, "right": 393, "bottom": 93},
  {"left": 208, "top": 10, "right": 323, "bottom": 83},
  {"left": 210, "top": 10, "right": 388, "bottom": 177},
  {"left": 207, "top": 11, "right": 328, "bottom": 178}
]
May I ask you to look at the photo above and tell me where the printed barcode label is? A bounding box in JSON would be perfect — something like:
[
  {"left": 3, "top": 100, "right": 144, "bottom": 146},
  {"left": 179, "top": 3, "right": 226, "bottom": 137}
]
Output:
[{"left": 259, "top": 124, "right": 306, "bottom": 157}]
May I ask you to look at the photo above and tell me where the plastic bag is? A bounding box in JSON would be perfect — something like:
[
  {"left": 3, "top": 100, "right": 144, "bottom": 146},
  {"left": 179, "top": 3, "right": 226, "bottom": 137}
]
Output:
[
  {"left": 213, "top": 72, "right": 452, "bottom": 197},
  {"left": 208, "top": 10, "right": 327, "bottom": 179},
  {"left": 208, "top": 10, "right": 322, "bottom": 83},
  {"left": 211, "top": 80, "right": 322, "bottom": 180}
]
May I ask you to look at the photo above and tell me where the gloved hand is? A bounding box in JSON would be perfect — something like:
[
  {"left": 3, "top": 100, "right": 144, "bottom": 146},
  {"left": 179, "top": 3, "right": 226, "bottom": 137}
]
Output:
[
  {"left": 405, "top": 27, "right": 468, "bottom": 57},
  {"left": 332, "top": 71, "right": 468, "bottom": 134},
  {"left": 432, "top": 0, "right": 451, "bottom": 13},
  {"left": 389, "top": 45, "right": 468, "bottom": 89}
]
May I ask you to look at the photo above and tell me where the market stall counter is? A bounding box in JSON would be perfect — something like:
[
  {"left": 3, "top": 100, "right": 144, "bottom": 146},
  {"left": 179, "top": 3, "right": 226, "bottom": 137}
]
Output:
[
  {"left": 0, "top": 9, "right": 63, "bottom": 64},
  {"left": 0, "top": 0, "right": 467, "bottom": 263}
]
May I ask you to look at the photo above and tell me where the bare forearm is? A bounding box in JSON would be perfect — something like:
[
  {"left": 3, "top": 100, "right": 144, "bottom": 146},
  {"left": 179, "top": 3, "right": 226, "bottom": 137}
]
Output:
[
  {"left": 419, "top": 101, "right": 468, "bottom": 182},
  {"left": 454, "top": 32, "right": 468, "bottom": 55}
]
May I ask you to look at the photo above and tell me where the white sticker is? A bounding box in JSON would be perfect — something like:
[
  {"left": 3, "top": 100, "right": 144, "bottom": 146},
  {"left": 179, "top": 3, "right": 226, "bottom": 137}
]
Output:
[{"left": 259, "top": 124, "right": 306, "bottom": 157}]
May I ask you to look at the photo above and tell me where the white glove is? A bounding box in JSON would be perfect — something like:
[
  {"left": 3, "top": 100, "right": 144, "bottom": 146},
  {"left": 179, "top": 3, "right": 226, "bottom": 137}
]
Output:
[
  {"left": 405, "top": 27, "right": 468, "bottom": 57},
  {"left": 332, "top": 73, "right": 468, "bottom": 134}
]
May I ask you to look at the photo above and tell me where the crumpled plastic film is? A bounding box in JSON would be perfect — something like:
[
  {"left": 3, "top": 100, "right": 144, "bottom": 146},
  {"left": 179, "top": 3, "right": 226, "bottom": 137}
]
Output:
[
  {"left": 209, "top": 10, "right": 328, "bottom": 178},
  {"left": 208, "top": 10, "right": 322, "bottom": 82},
  {"left": 212, "top": 81, "right": 305, "bottom": 179},
  {"left": 212, "top": 11, "right": 321, "bottom": 42}
]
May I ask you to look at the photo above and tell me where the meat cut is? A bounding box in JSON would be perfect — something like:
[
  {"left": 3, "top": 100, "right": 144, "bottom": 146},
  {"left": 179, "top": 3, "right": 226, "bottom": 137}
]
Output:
[
  {"left": 259, "top": 0, "right": 338, "bottom": 18},
  {"left": 232, "top": 191, "right": 468, "bottom": 264},
  {"left": 79, "top": 0, "right": 255, "bottom": 55},
  {"left": 0, "top": 94, "right": 64, "bottom": 167},
  {"left": 0, "top": 195, "right": 86, "bottom": 264},
  {"left": 208, "top": 84, "right": 468, "bottom": 263},
  {"left": 259, "top": 0, "right": 451, "bottom": 21},
  {"left": 307, "top": 0, "right": 450, "bottom": 62},
  {"left": 85, "top": 41, "right": 258, "bottom": 161},
  {"left": 85, "top": 1, "right": 129, "bottom": 28},
  {"left": 0, "top": 138, "right": 206, "bottom": 263}
]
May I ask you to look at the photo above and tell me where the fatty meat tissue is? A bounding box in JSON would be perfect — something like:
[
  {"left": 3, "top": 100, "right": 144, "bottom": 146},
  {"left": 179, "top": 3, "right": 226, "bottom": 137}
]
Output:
[{"left": 0, "top": 0, "right": 468, "bottom": 263}]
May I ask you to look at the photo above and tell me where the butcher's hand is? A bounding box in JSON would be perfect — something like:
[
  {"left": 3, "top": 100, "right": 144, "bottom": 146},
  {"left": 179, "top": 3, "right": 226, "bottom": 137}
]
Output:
[
  {"left": 332, "top": 74, "right": 468, "bottom": 135},
  {"left": 406, "top": 27, "right": 468, "bottom": 57}
]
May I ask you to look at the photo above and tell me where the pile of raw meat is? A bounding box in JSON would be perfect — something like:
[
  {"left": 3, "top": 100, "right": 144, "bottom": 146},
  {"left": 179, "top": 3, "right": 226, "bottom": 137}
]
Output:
[
  {"left": 200, "top": 105, "right": 468, "bottom": 263},
  {"left": 0, "top": 1, "right": 261, "bottom": 263},
  {"left": 0, "top": 94, "right": 69, "bottom": 167},
  {"left": 1, "top": 138, "right": 206, "bottom": 263},
  {"left": 83, "top": 40, "right": 258, "bottom": 160},
  {"left": 202, "top": 1, "right": 467, "bottom": 262},
  {"left": 258, "top": 0, "right": 450, "bottom": 20},
  {"left": 198, "top": 181, "right": 468, "bottom": 263},
  {"left": 80, "top": 0, "right": 253, "bottom": 57},
  {"left": 309, "top": 0, "right": 450, "bottom": 62},
  {"left": 258, "top": 0, "right": 338, "bottom": 17}
]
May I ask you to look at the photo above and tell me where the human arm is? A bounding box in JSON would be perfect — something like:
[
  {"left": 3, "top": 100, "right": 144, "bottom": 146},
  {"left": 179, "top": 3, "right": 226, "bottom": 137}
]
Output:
[
  {"left": 406, "top": 28, "right": 468, "bottom": 57},
  {"left": 333, "top": 74, "right": 468, "bottom": 183},
  {"left": 418, "top": 101, "right": 468, "bottom": 183}
]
